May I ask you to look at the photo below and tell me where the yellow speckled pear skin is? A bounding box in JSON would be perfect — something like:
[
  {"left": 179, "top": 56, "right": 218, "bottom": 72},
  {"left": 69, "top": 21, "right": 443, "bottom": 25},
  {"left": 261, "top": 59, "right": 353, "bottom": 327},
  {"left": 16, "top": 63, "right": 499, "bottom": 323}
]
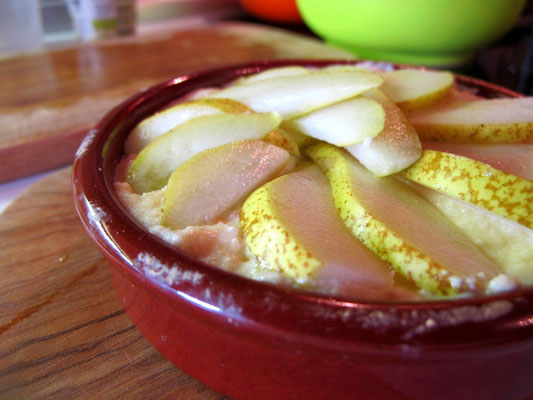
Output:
[
  {"left": 307, "top": 143, "right": 501, "bottom": 297},
  {"left": 381, "top": 69, "right": 454, "bottom": 112},
  {"left": 262, "top": 127, "right": 300, "bottom": 156},
  {"left": 241, "top": 183, "right": 321, "bottom": 282},
  {"left": 190, "top": 97, "right": 253, "bottom": 113},
  {"left": 407, "top": 181, "right": 533, "bottom": 285},
  {"left": 162, "top": 140, "right": 290, "bottom": 230},
  {"left": 407, "top": 98, "right": 533, "bottom": 143},
  {"left": 239, "top": 166, "right": 400, "bottom": 299},
  {"left": 401, "top": 150, "right": 533, "bottom": 229}
]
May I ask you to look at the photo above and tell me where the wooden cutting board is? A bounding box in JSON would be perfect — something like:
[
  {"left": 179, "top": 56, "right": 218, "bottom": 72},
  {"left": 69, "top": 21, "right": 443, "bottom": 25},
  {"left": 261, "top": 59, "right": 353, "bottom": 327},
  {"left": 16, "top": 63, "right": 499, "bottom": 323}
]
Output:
[
  {"left": 0, "top": 22, "right": 353, "bottom": 183},
  {"left": 0, "top": 167, "right": 229, "bottom": 399}
]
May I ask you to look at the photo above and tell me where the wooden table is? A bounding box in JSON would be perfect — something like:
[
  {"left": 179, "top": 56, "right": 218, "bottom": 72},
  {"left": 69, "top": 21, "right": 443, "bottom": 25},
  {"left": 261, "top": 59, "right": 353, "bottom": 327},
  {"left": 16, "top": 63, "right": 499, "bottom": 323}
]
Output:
[
  {"left": 0, "top": 22, "right": 354, "bottom": 399},
  {"left": 0, "top": 21, "right": 352, "bottom": 183}
]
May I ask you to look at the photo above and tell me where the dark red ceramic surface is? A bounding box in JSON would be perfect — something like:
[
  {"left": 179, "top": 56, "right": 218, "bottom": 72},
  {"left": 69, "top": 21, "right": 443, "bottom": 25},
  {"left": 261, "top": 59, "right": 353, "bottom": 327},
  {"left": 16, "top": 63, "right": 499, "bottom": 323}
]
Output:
[{"left": 72, "top": 60, "right": 533, "bottom": 400}]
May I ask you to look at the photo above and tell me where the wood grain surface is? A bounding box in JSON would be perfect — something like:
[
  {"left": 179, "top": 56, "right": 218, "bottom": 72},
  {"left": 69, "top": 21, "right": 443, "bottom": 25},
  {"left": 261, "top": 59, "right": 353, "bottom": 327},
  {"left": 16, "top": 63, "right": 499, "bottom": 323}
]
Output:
[
  {"left": 0, "top": 22, "right": 353, "bottom": 183},
  {"left": 0, "top": 23, "right": 355, "bottom": 399},
  {"left": 0, "top": 167, "right": 229, "bottom": 400}
]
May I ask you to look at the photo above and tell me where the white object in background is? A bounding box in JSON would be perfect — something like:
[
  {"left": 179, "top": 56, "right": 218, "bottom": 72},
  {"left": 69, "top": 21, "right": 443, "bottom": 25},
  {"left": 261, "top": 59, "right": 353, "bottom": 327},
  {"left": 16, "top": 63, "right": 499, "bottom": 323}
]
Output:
[
  {"left": 0, "top": 170, "right": 59, "bottom": 215},
  {"left": 66, "top": 0, "right": 136, "bottom": 41},
  {"left": 0, "top": 0, "right": 43, "bottom": 55}
]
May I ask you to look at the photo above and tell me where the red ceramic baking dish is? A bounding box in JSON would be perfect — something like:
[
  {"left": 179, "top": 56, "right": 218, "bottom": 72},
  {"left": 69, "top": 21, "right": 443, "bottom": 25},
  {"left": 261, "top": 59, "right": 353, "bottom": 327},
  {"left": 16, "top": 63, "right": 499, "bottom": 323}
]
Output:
[{"left": 72, "top": 59, "right": 533, "bottom": 400}]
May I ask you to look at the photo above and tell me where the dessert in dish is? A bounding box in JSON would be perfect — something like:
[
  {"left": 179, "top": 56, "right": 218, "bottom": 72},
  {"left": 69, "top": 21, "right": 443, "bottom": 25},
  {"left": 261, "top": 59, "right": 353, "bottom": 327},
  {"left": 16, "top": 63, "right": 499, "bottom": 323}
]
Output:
[{"left": 115, "top": 64, "right": 533, "bottom": 301}]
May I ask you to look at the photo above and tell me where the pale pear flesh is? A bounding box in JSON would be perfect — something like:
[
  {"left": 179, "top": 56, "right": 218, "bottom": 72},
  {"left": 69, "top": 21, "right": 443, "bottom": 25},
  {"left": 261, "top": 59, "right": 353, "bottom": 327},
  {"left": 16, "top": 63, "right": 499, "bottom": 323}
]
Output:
[
  {"left": 381, "top": 69, "right": 454, "bottom": 111},
  {"left": 307, "top": 143, "right": 502, "bottom": 297},
  {"left": 127, "top": 112, "right": 282, "bottom": 193},
  {"left": 162, "top": 140, "right": 290, "bottom": 230},
  {"left": 234, "top": 66, "right": 310, "bottom": 85},
  {"left": 240, "top": 166, "right": 413, "bottom": 301},
  {"left": 422, "top": 141, "right": 533, "bottom": 181},
  {"left": 206, "top": 69, "right": 384, "bottom": 119},
  {"left": 125, "top": 98, "right": 251, "bottom": 154},
  {"left": 345, "top": 89, "right": 422, "bottom": 176},
  {"left": 282, "top": 96, "right": 385, "bottom": 146},
  {"left": 407, "top": 97, "right": 533, "bottom": 143},
  {"left": 405, "top": 180, "right": 533, "bottom": 286},
  {"left": 118, "top": 63, "right": 533, "bottom": 301},
  {"left": 401, "top": 150, "right": 533, "bottom": 229}
]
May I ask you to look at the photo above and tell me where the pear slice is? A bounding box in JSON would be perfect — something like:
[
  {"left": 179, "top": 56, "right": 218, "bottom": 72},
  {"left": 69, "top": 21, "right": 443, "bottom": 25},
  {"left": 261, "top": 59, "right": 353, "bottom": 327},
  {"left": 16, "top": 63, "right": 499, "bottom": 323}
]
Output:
[
  {"left": 206, "top": 69, "right": 384, "bottom": 118},
  {"left": 262, "top": 127, "right": 301, "bottom": 156},
  {"left": 401, "top": 150, "right": 533, "bottom": 229},
  {"left": 234, "top": 66, "right": 310, "bottom": 85},
  {"left": 381, "top": 69, "right": 454, "bottom": 111},
  {"left": 127, "top": 112, "right": 282, "bottom": 193},
  {"left": 345, "top": 89, "right": 421, "bottom": 176},
  {"left": 162, "top": 140, "right": 290, "bottom": 230},
  {"left": 281, "top": 96, "right": 385, "bottom": 146},
  {"left": 407, "top": 97, "right": 533, "bottom": 143},
  {"left": 307, "top": 143, "right": 504, "bottom": 297},
  {"left": 279, "top": 121, "right": 318, "bottom": 148},
  {"left": 321, "top": 63, "right": 395, "bottom": 75},
  {"left": 241, "top": 166, "right": 413, "bottom": 301},
  {"left": 422, "top": 141, "right": 533, "bottom": 181},
  {"left": 125, "top": 98, "right": 252, "bottom": 154},
  {"left": 405, "top": 180, "right": 533, "bottom": 286}
]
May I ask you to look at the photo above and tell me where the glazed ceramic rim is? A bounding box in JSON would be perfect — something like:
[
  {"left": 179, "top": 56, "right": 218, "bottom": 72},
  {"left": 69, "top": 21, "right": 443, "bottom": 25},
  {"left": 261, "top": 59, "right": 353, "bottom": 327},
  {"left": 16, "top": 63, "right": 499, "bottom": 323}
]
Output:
[{"left": 73, "top": 59, "right": 533, "bottom": 354}]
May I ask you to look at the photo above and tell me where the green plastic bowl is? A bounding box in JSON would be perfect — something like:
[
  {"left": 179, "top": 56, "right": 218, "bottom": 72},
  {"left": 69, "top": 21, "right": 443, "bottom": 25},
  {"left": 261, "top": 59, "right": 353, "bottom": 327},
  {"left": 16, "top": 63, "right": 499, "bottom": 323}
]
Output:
[{"left": 296, "top": 0, "right": 526, "bottom": 66}]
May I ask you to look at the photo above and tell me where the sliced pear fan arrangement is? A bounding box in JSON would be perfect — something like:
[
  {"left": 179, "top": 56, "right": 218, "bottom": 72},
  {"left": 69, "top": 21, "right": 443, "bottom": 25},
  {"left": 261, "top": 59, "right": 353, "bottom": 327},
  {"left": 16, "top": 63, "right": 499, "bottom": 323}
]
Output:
[{"left": 122, "top": 65, "right": 533, "bottom": 301}]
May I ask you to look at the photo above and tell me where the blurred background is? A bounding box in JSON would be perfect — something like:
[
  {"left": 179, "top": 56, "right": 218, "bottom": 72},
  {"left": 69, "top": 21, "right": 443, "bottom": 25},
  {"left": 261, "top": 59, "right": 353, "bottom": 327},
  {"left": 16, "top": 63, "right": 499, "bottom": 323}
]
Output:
[{"left": 1, "top": 0, "right": 530, "bottom": 94}]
